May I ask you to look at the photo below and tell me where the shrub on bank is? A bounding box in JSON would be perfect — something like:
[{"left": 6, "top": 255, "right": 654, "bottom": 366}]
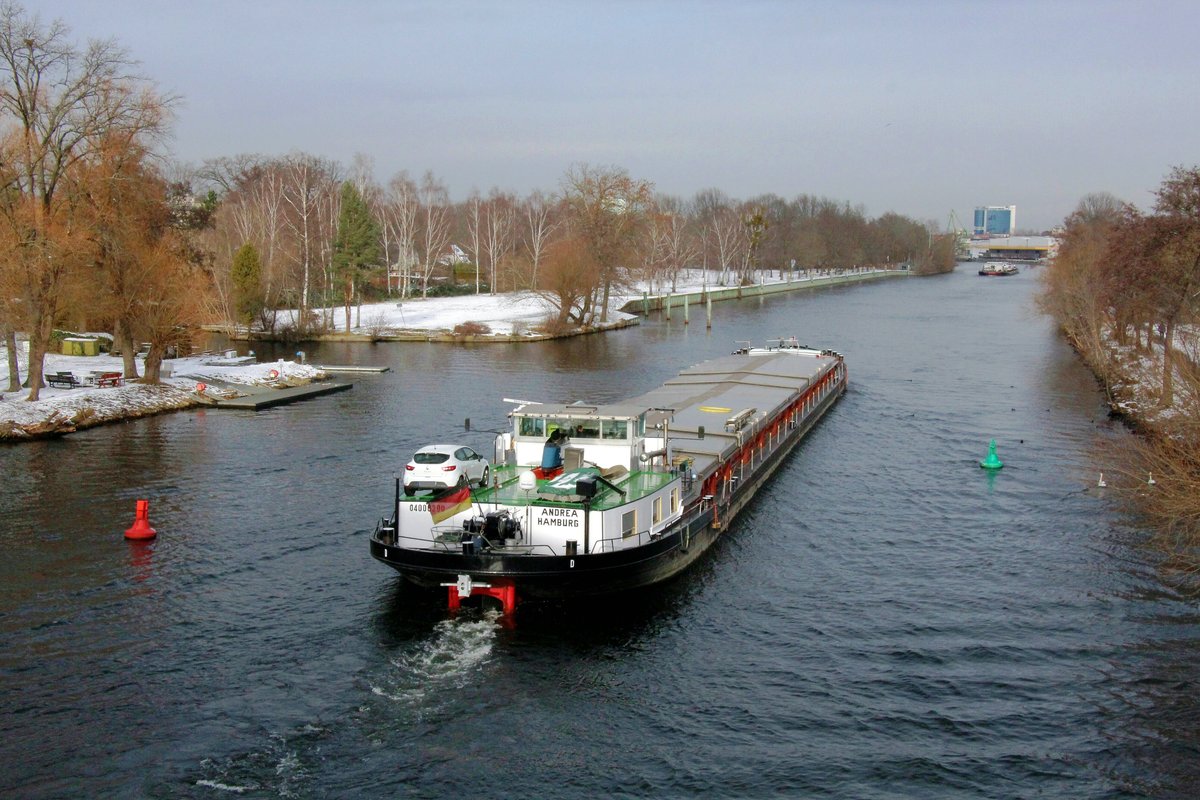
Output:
[{"left": 452, "top": 321, "right": 492, "bottom": 336}]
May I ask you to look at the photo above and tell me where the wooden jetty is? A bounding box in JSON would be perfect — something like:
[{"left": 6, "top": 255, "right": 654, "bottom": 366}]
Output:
[{"left": 205, "top": 381, "right": 352, "bottom": 410}]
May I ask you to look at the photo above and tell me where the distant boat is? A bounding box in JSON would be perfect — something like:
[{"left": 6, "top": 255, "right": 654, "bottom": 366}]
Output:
[{"left": 978, "top": 262, "right": 1019, "bottom": 276}]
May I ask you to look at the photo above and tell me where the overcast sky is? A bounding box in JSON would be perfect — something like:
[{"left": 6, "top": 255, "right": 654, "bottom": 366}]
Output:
[{"left": 31, "top": 0, "right": 1200, "bottom": 231}]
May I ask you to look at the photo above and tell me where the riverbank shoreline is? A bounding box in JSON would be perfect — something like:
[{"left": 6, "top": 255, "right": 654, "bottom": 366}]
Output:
[
  {"left": 1060, "top": 323, "right": 1200, "bottom": 573},
  {"left": 2, "top": 267, "right": 906, "bottom": 442},
  {"left": 210, "top": 267, "right": 906, "bottom": 344},
  {"left": 213, "top": 315, "right": 642, "bottom": 344}
]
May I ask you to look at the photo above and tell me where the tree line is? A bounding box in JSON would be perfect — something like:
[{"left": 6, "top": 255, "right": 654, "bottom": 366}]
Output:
[
  {"left": 0, "top": 2, "right": 953, "bottom": 401},
  {"left": 190, "top": 159, "right": 953, "bottom": 336},
  {"left": 1039, "top": 167, "right": 1200, "bottom": 570}
]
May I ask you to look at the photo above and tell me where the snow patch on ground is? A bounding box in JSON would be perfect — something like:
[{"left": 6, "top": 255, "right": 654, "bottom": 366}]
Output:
[
  {"left": 273, "top": 268, "right": 843, "bottom": 336},
  {"left": 1102, "top": 325, "right": 1199, "bottom": 428},
  {"left": 0, "top": 346, "right": 323, "bottom": 439}
]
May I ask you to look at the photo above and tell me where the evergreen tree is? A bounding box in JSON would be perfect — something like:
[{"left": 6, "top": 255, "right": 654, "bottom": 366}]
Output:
[
  {"left": 231, "top": 243, "right": 264, "bottom": 329},
  {"left": 332, "top": 181, "right": 382, "bottom": 332}
]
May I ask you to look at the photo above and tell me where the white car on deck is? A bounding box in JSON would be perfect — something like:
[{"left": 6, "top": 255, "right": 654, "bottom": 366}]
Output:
[{"left": 404, "top": 444, "right": 490, "bottom": 495}]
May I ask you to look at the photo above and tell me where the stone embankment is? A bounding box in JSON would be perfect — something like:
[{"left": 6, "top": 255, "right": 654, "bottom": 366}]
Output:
[{"left": 619, "top": 267, "right": 906, "bottom": 317}]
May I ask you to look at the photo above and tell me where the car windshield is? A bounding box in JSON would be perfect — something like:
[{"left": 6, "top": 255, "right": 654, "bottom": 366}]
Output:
[{"left": 414, "top": 452, "right": 450, "bottom": 464}]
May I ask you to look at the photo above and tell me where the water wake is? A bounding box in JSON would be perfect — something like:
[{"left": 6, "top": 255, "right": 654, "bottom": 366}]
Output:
[{"left": 370, "top": 611, "right": 501, "bottom": 710}]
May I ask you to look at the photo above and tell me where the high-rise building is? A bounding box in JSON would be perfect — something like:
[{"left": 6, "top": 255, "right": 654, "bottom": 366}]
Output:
[{"left": 973, "top": 205, "right": 1016, "bottom": 236}]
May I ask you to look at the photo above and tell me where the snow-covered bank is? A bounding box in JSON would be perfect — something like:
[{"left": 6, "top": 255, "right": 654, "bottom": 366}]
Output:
[
  {"left": 251, "top": 268, "right": 884, "bottom": 339},
  {"left": 1102, "top": 326, "right": 1199, "bottom": 430},
  {"left": 0, "top": 346, "right": 323, "bottom": 441}
]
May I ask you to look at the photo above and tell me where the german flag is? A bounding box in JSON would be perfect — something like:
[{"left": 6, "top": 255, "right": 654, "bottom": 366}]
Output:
[{"left": 429, "top": 483, "right": 472, "bottom": 523}]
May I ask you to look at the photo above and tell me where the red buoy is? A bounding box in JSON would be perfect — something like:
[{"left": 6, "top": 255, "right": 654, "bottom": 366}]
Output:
[{"left": 124, "top": 499, "right": 157, "bottom": 540}]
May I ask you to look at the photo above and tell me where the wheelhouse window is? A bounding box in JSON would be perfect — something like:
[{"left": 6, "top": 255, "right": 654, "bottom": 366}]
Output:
[
  {"left": 621, "top": 509, "right": 637, "bottom": 538},
  {"left": 570, "top": 420, "right": 601, "bottom": 439},
  {"left": 518, "top": 417, "right": 545, "bottom": 438},
  {"left": 653, "top": 496, "right": 662, "bottom": 524},
  {"left": 601, "top": 419, "right": 629, "bottom": 440}
]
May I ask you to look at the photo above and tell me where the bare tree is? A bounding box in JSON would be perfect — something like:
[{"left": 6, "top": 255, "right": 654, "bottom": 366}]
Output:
[
  {"left": 415, "top": 171, "right": 451, "bottom": 298},
  {"left": 738, "top": 204, "right": 769, "bottom": 282},
  {"left": 465, "top": 190, "right": 484, "bottom": 294},
  {"left": 653, "top": 197, "right": 699, "bottom": 293},
  {"left": 643, "top": 208, "right": 673, "bottom": 294},
  {"left": 1036, "top": 194, "right": 1125, "bottom": 374},
  {"left": 382, "top": 172, "right": 419, "bottom": 297},
  {"left": 198, "top": 153, "right": 265, "bottom": 195},
  {"left": 522, "top": 190, "right": 558, "bottom": 290},
  {"left": 483, "top": 189, "right": 516, "bottom": 293},
  {"left": 708, "top": 207, "right": 744, "bottom": 286},
  {"left": 535, "top": 233, "right": 600, "bottom": 329},
  {"left": 561, "top": 164, "right": 653, "bottom": 323},
  {"left": 201, "top": 156, "right": 289, "bottom": 332},
  {"left": 279, "top": 153, "right": 338, "bottom": 329},
  {"left": 0, "top": 2, "right": 171, "bottom": 398}
]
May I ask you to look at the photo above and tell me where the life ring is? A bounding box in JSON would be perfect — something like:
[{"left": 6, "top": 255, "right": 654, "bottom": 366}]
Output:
[
  {"left": 267, "top": 369, "right": 279, "bottom": 379},
  {"left": 195, "top": 382, "right": 207, "bottom": 393}
]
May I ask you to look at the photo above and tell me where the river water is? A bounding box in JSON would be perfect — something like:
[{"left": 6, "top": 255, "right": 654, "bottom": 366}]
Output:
[{"left": 2, "top": 266, "right": 1198, "bottom": 798}]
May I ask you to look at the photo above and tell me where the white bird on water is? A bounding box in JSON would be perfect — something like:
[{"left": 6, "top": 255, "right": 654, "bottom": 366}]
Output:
[
  {"left": 1098, "top": 473, "right": 1107, "bottom": 488},
  {"left": 1147, "top": 472, "right": 1156, "bottom": 486}
]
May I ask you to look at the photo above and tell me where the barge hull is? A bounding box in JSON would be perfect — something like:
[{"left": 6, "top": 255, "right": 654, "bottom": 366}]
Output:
[{"left": 371, "top": 369, "right": 846, "bottom": 598}]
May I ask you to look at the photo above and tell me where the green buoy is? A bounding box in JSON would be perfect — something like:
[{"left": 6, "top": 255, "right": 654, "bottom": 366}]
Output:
[{"left": 979, "top": 439, "right": 1004, "bottom": 470}]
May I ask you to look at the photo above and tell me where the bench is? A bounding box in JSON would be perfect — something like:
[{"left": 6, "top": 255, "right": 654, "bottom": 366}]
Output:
[
  {"left": 46, "top": 371, "right": 80, "bottom": 389},
  {"left": 96, "top": 372, "right": 123, "bottom": 388}
]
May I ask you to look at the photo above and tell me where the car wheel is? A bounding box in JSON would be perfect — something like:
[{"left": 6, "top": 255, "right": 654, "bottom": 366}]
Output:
[
  {"left": 479, "top": 466, "right": 490, "bottom": 487},
  {"left": 457, "top": 474, "right": 468, "bottom": 487},
  {"left": 403, "top": 485, "right": 414, "bottom": 496}
]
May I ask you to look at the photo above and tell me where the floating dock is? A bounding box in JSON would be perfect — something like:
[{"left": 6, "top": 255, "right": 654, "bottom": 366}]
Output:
[
  {"left": 315, "top": 365, "right": 390, "bottom": 373},
  {"left": 206, "top": 381, "right": 352, "bottom": 410}
]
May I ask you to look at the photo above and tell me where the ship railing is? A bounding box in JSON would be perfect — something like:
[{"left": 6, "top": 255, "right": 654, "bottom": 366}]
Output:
[
  {"left": 374, "top": 520, "right": 578, "bottom": 557},
  {"left": 433, "top": 538, "right": 564, "bottom": 556},
  {"left": 590, "top": 527, "right": 657, "bottom": 553},
  {"left": 376, "top": 517, "right": 714, "bottom": 557}
]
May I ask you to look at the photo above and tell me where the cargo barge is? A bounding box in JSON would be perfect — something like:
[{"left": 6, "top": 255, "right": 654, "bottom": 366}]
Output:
[{"left": 369, "top": 339, "right": 847, "bottom": 613}]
